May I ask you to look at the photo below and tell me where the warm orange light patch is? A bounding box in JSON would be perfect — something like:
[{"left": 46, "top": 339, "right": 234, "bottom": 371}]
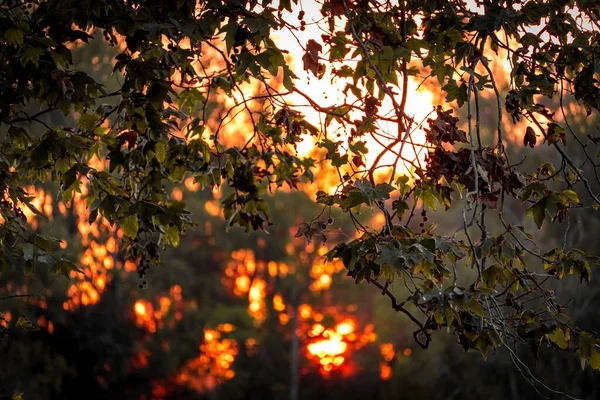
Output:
[
  {"left": 184, "top": 177, "right": 200, "bottom": 192},
  {"left": 299, "top": 304, "right": 312, "bottom": 319},
  {"left": 134, "top": 299, "right": 156, "bottom": 332},
  {"left": 224, "top": 249, "right": 293, "bottom": 324},
  {"left": 1, "top": 311, "right": 11, "bottom": 328},
  {"left": 60, "top": 158, "right": 125, "bottom": 312},
  {"left": 378, "top": 343, "right": 412, "bottom": 380},
  {"left": 248, "top": 278, "right": 267, "bottom": 322},
  {"left": 37, "top": 315, "right": 54, "bottom": 334},
  {"left": 380, "top": 343, "right": 395, "bottom": 362},
  {"left": 273, "top": 293, "right": 286, "bottom": 312},
  {"left": 305, "top": 316, "right": 374, "bottom": 375},
  {"left": 308, "top": 332, "right": 347, "bottom": 358},
  {"left": 130, "top": 349, "right": 151, "bottom": 370},
  {"left": 309, "top": 259, "right": 344, "bottom": 292},
  {"left": 177, "top": 324, "right": 238, "bottom": 393},
  {"left": 20, "top": 186, "right": 54, "bottom": 230},
  {"left": 336, "top": 320, "right": 355, "bottom": 336},
  {"left": 171, "top": 187, "right": 183, "bottom": 201},
  {"left": 133, "top": 286, "right": 183, "bottom": 333},
  {"left": 380, "top": 363, "right": 392, "bottom": 380},
  {"left": 205, "top": 200, "right": 221, "bottom": 217},
  {"left": 134, "top": 300, "right": 147, "bottom": 317}
]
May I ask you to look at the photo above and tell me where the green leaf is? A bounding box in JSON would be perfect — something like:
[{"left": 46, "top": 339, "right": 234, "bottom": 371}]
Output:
[
  {"left": 519, "top": 182, "right": 546, "bottom": 202},
  {"left": 589, "top": 345, "right": 600, "bottom": 371},
  {"left": 21, "top": 46, "right": 43, "bottom": 66},
  {"left": 355, "top": 179, "right": 393, "bottom": 203},
  {"left": 527, "top": 199, "right": 546, "bottom": 229},
  {"left": 469, "top": 298, "right": 484, "bottom": 317},
  {"left": 341, "top": 189, "right": 369, "bottom": 209},
  {"left": 61, "top": 163, "right": 78, "bottom": 192},
  {"left": 280, "top": 63, "right": 296, "bottom": 92},
  {"left": 31, "top": 234, "right": 53, "bottom": 252},
  {"left": 393, "top": 199, "right": 409, "bottom": 219},
  {"left": 54, "top": 260, "right": 83, "bottom": 277},
  {"left": 349, "top": 141, "right": 369, "bottom": 154},
  {"left": 548, "top": 328, "right": 570, "bottom": 350},
  {"left": 420, "top": 187, "right": 436, "bottom": 210},
  {"left": 15, "top": 315, "right": 37, "bottom": 331},
  {"left": 560, "top": 189, "right": 579, "bottom": 204},
  {"left": 122, "top": 214, "right": 139, "bottom": 238},
  {"left": 4, "top": 28, "right": 24, "bottom": 47},
  {"left": 78, "top": 113, "right": 100, "bottom": 130},
  {"left": 155, "top": 142, "right": 166, "bottom": 163},
  {"left": 376, "top": 243, "right": 408, "bottom": 270},
  {"left": 482, "top": 263, "right": 504, "bottom": 288},
  {"left": 165, "top": 225, "right": 180, "bottom": 247}
]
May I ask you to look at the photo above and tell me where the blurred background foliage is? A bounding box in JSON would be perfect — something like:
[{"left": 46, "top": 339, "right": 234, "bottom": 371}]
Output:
[{"left": 2, "top": 17, "right": 600, "bottom": 400}]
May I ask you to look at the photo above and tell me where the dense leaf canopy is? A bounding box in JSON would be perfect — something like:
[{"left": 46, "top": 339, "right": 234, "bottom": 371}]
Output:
[{"left": 2, "top": 0, "right": 600, "bottom": 385}]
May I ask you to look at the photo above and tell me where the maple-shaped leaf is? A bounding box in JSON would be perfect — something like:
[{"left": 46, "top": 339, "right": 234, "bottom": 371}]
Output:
[
  {"left": 355, "top": 179, "right": 394, "bottom": 202},
  {"left": 376, "top": 243, "right": 408, "bottom": 269},
  {"left": 425, "top": 108, "right": 468, "bottom": 144},
  {"left": 302, "top": 39, "right": 323, "bottom": 77},
  {"left": 545, "top": 123, "right": 566, "bottom": 146},
  {"left": 294, "top": 221, "right": 328, "bottom": 243}
]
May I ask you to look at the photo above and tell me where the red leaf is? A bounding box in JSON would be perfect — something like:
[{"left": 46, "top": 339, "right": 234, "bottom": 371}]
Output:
[
  {"left": 117, "top": 129, "right": 138, "bottom": 150},
  {"left": 330, "top": 0, "right": 345, "bottom": 15},
  {"left": 365, "top": 96, "right": 379, "bottom": 117},
  {"left": 352, "top": 155, "right": 365, "bottom": 168}
]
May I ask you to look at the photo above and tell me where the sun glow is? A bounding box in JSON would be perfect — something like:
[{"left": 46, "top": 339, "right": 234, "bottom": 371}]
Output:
[
  {"left": 305, "top": 317, "right": 376, "bottom": 374},
  {"left": 273, "top": 3, "right": 434, "bottom": 188},
  {"left": 3, "top": 5, "right": 434, "bottom": 394}
]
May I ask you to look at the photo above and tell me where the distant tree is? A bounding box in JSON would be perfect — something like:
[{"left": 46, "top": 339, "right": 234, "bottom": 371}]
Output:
[{"left": 2, "top": 0, "right": 600, "bottom": 389}]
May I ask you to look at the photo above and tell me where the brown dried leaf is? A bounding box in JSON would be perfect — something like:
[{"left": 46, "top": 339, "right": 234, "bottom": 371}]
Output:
[
  {"left": 294, "top": 222, "right": 309, "bottom": 238},
  {"left": 365, "top": 96, "right": 379, "bottom": 117},
  {"left": 352, "top": 155, "right": 365, "bottom": 168},
  {"left": 524, "top": 126, "right": 536, "bottom": 148},
  {"left": 330, "top": 0, "right": 345, "bottom": 15},
  {"left": 303, "top": 39, "right": 323, "bottom": 77},
  {"left": 481, "top": 193, "right": 499, "bottom": 209}
]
